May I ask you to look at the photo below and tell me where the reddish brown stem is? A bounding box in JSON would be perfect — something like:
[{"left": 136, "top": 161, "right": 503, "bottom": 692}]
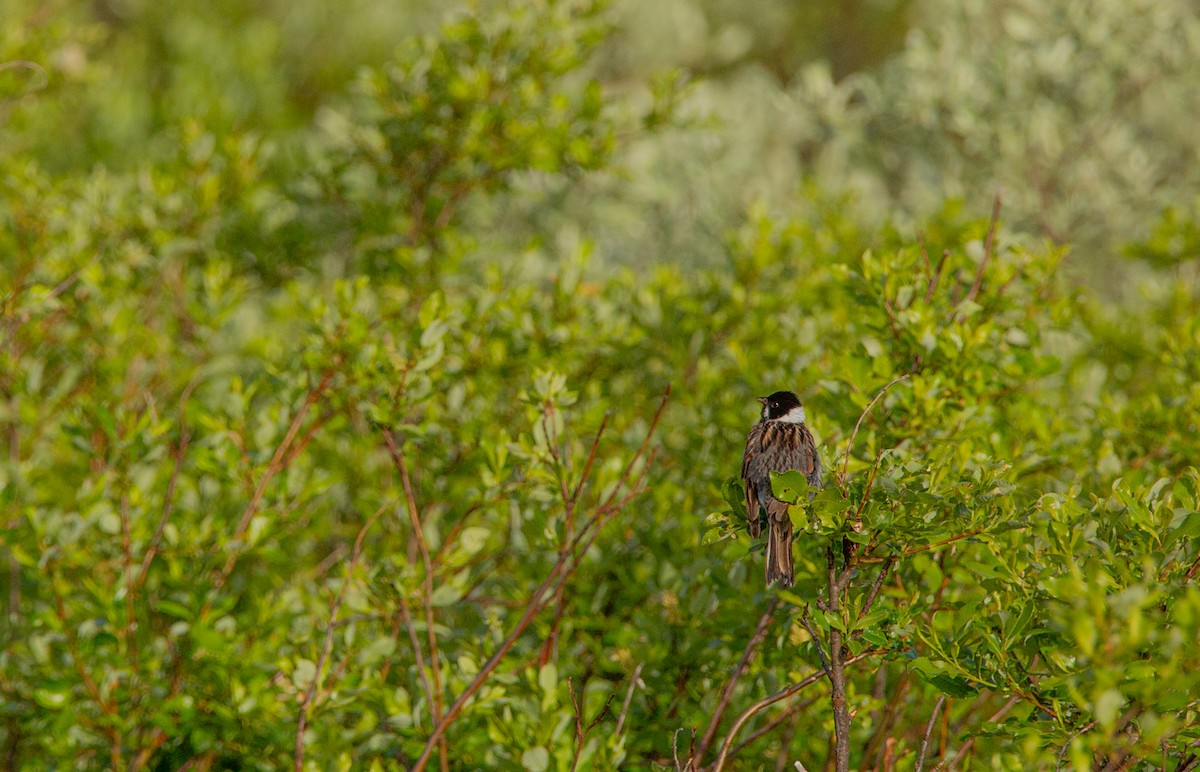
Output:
[
  {"left": 828, "top": 546, "right": 852, "bottom": 772},
  {"left": 915, "top": 696, "right": 947, "bottom": 772},
  {"left": 295, "top": 503, "right": 387, "bottom": 772},
  {"left": 695, "top": 596, "right": 782, "bottom": 767},
  {"left": 713, "top": 651, "right": 878, "bottom": 772},
  {"left": 965, "top": 193, "right": 1003, "bottom": 304},
  {"left": 211, "top": 368, "right": 336, "bottom": 600},
  {"left": 541, "top": 413, "right": 611, "bottom": 666},
  {"left": 383, "top": 430, "right": 449, "bottom": 772},
  {"left": 410, "top": 386, "right": 670, "bottom": 771},
  {"left": 839, "top": 375, "right": 910, "bottom": 488}
]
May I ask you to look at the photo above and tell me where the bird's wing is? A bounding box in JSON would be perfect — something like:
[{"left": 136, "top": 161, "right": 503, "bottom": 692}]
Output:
[
  {"left": 804, "top": 424, "right": 823, "bottom": 489},
  {"left": 742, "top": 423, "right": 763, "bottom": 538}
]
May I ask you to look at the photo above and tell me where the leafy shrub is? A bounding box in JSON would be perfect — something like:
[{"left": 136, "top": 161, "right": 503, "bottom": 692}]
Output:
[{"left": 2, "top": 1, "right": 1199, "bottom": 770}]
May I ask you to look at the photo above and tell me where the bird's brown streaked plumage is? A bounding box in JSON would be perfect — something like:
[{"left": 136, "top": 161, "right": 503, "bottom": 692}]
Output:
[{"left": 741, "top": 391, "right": 822, "bottom": 587}]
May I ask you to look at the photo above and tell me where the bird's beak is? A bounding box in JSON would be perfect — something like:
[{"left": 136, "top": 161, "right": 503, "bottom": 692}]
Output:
[{"left": 756, "top": 396, "right": 767, "bottom": 406}]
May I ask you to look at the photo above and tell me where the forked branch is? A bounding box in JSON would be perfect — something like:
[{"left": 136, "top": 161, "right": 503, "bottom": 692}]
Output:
[{"left": 409, "top": 386, "right": 671, "bottom": 771}]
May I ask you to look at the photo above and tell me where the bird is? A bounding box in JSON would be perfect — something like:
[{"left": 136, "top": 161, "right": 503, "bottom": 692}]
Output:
[{"left": 741, "top": 390, "right": 823, "bottom": 587}]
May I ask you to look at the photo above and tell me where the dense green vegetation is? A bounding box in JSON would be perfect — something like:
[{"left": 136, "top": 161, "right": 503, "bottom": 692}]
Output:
[{"left": 2, "top": 0, "right": 1199, "bottom": 769}]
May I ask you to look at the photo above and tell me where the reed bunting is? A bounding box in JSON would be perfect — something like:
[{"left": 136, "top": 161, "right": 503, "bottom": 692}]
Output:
[{"left": 741, "top": 391, "right": 823, "bottom": 587}]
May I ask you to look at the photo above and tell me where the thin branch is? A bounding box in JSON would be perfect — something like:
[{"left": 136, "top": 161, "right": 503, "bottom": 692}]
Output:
[
  {"left": 389, "top": 592, "right": 439, "bottom": 731},
  {"left": 917, "top": 233, "right": 933, "bottom": 284},
  {"left": 728, "top": 694, "right": 821, "bottom": 762},
  {"left": 570, "top": 678, "right": 586, "bottom": 772},
  {"left": 827, "top": 545, "right": 852, "bottom": 772},
  {"left": 926, "top": 249, "right": 950, "bottom": 303},
  {"left": 541, "top": 412, "right": 611, "bottom": 666},
  {"left": 696, "top": 597, "right": 782, "bottom": 767},
  {"left": 936, "top": 694, "right": 1019, "bottom": 770},
  {"left": 799, "top": 607, "right": 831, "bottom": 674},
  {"left": 674, "top": 728, "right": 692, "bottom": 772},
  {"left": 616, "top": 663, "right": 644, "bottom": 737},
  {"left": 853, "top": 558, "right": 895, "bottom": 629},
  {"left": 839, "top": 375, "right": 910, "bottom": 488},
  {"left": 861, "top": 672, "right": 912, "bottom": 769},
  {"left": 903, "top": 529, "right": 986, "bottom": 558},
  {"left": 598, "top": 385, "right": 671, "bottom": 513},
  {"left": 119, "top": 490, "right": 140, "bottom": 677},
  {"left": 410, "top": 386, "right": 670, "bottom": 771},
  {"left": 713, "top": 651, "right": 878, "bottom": 772},
  {"left": 431, "top": 502, "right": 483, "bottom": 568},
  {"left": 571, "top": 412, "right": 611, "bottom": 503},
  {"left": 295, "top": 502, "right": 387, "bottom": 772},
  {"left": 212, "top": 368, "right": 336, "bottom": 598},
  {"left": 1184, "top": 551, "right": 1200, "bottom": 581},
  {"left": 568, "top": 676, "right": 615, "bottom": 772},
  {"left": 136, "top": 380, "right": 196, "bottom": 588},
  {"left": 1056, "top": 721, "right": 1094, "bottom": 770},
  {"left": 852, "top": 448, "right": 887, "bottom": 523},
  {"left": 915, "top": 696, "right": 947, "bottom": 772},
  {"left": 383, "top": 429, "right": 448, "bottom": 772},
  {"left": 965, "top": 193, "right": 1003, "bottom": 304}
]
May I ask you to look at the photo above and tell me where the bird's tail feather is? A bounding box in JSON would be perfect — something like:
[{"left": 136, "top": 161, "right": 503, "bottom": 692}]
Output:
[{"left": 764, "top": 499, "right": 794, "bottom": 588}]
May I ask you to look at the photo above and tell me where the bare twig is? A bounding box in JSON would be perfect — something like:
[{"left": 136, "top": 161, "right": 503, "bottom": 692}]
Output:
[
  {"left": 839, "top": 375, "right": 910, "bottom": 488},
  {"left": 915, "top": 696, "right": 947, "bottom": 772},
  {"left": 926, "top": 249, "right": 950, "bottom": 303},
  {"left": 383, "top": 429, "right": 449, "bottom": 772},
  {"left": 410, "top": 387, "right": 670, "bottom": 771},
  {"left": 827, "top": 546, "right": 851, "bottom": 772},
  {"left": 431, "top": 502, "right": 483, "bottom": 568},
  {"left": 387, "top": 592, "right": 439, "bottom": 730},
  {"left": 570, "top": 678, "right": 587, "bottom": 772},
  {"left": 119, "top": 491, "right": 140, "bottom": 677},
  {"left": 136, "top": 380, "right": 197, "bottom": 588},
  {"left": 713, "top": 651, "right": 878, "bottom": 772},
  {"left": 965, "top": 193, "right": 1003, "bottom": 305},
  {"left": 1184, "top": 552, "right": 1200, "bottom": 581},
  {"left": 728, "top": 694, "right": 821, "bottom": 762},
  {"left": 695, "top": 597, "right": 782, "bottom": 766},
  {"left": 852, "top": 448, "right": 888, "bottom": 523},
  {"left": 917, "top": 234, "right": 933, "bottom": 284},
  {"left": 799, "top": 607, "right": 831, "bottom": 674},
  {"left": 212, "top": 368, "right": 336, "bottom": 599},
  {"left": 1056, "top": 721, "right": 1095, "bottom": 770},
  {"left": 541, "top": 413, "right": 611, "bottom": 666},
  {"left": 937, "top": 694, "right": 1019, "bottom": 770},
  {"left": 674, "top": 727, "right": 692, "bottom": 771},
  {"left": 902, "top": 529, "right": 986, "bottom": 558},
  {"left": 295, "top": 502, "right": 387, "bottom": 771},
  {"left": 616, "top": 663, "right": 644, "bottom": 737},
  {"left": 568, "top": 676, "right": 615, "bottom": 772},
  {"left": 853, "top": 559, "right": 895, "bottom": 629},
  {"left": 862, "top": 672, "right": 912, "bottom": 769}
]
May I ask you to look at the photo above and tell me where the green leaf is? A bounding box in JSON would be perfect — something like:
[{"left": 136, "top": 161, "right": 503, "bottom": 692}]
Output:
[
  {"left": 926, "top": 674, "right": 978, "bottom": 698},
  {"left": 770, "top": 470, "right": 810, "bottom": 504},
  {"left": 429, "top": 584, "right": 463, "bottom": 607},
  {"left": 292, "top": 659, "right": 317, "bottom": 692},
  {"left": 33, "top": 686, "right": 68, "bottom": 709},
  {"left": 521, "top": 747, "right": 550, "bottom": 772},
  {"left": 537, "top": 663, "right": 557, "bottom": 696},
  {"left": 722, "top": 477, "right": 747, "bottom": 520},
  {"left": 458, "top": 527, "right": 490, "bottom": 555}
]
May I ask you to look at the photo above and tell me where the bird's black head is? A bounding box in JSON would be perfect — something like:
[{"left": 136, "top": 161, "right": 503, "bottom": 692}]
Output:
[{"left": 757, "top": 391, "right": 804, "bottom": 421}]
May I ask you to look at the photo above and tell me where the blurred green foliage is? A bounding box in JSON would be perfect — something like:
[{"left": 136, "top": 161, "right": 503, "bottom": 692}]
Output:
[{"left": 2, "top": 0, "right": 1199, "bottom": 769}]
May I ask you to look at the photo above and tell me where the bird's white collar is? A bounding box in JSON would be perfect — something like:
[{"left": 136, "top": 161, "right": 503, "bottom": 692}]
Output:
[{"left": 773, "top": 405, "right": 807, "bottom": 424}]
